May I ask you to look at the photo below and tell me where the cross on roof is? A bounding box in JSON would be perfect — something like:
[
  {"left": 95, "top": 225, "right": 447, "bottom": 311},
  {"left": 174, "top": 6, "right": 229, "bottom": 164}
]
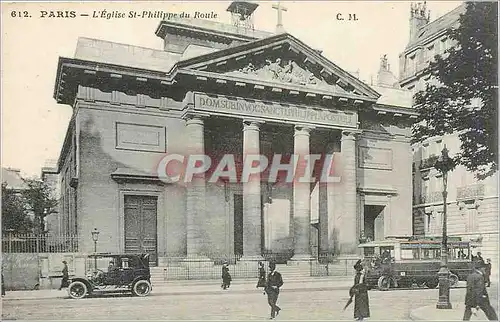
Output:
[{"left": 272, "top": 1, "right": 287, "bottom": 34}]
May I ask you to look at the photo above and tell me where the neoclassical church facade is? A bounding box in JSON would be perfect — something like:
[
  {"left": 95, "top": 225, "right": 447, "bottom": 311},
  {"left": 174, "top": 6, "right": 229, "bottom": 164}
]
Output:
[{"left": 53, "top": 2, "right": 415, "bottom": 266}]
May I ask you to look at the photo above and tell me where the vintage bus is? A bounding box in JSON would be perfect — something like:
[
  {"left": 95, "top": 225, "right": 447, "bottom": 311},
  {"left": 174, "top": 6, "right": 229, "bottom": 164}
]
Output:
[{"left": 358, "top": 237, "right": 478, "bottom": 290}]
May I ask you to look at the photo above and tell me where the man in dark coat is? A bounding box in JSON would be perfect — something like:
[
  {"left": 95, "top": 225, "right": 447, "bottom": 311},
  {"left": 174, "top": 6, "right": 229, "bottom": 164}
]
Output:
[
  {"left": 221, "top": 262, "right": 231, "bottom": 290},
  {"left": 58, "top": 260, "right": 69, "bottom": 290},
  {"left": 484, "top": 258, "right": 492, "bottom": 287},
  {"left": 463, "top": 262, "right": 498, "bottom": 320},
  {"left": 265, "top": 262, "right": 283, "bottom": 319},
  {"left": 1, "top": 272, "right": 6, "bottom": 296},
  {"left": 344, "top": 261, "right": 370, "bottom": 321}
]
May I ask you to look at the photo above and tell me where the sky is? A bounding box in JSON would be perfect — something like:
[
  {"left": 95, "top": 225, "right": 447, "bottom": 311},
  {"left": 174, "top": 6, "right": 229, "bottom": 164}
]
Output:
[{"left": 1, "top": 0, "right": 463, "bottom": 178}]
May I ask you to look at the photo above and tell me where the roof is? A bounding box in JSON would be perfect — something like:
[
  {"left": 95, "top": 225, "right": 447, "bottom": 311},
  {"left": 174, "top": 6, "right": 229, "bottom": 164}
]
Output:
[
  {"left": 407, "top": 3, "right": 465, "bottom": 50},
  {"left": 155, "top": 17, "right": 272, "bottom": 41},
  {"left": 371, "top": 85, "right": 413, "bottom": 108},
  {"left": 74, "top": 37, "right": 181, "bottom": 73},
  {"left": 1, "top": 168, "right": 26, "bottom": 191}
]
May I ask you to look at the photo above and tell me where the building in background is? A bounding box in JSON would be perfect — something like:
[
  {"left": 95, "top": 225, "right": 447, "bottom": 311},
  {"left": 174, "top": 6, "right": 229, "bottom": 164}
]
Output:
[
  {"left": 41, "top": 159, "right": 62, "bottom": 236},
  {"left": 1, "top": 167, "right": 27, "bottom": 193},
  {"left": 399, "top": 2, "right": 498, "bottom": 273}
]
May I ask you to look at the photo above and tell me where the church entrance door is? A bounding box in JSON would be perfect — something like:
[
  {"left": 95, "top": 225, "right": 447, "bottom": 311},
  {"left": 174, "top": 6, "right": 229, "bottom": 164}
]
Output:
[
  {"left": 364, "top": 205, "right": 385, "bottom": 241},
  {"left": 124, "top": 195, "right": 158, "bottom": 266}
]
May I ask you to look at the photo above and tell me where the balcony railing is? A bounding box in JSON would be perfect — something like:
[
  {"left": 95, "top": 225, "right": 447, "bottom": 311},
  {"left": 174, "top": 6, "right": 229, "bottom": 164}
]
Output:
[
  {"left": 457, "top": 184, "right": 485, "bottom": 201},
  {"left": 420, "top": 191, "right": 443, "bottom": 204}
]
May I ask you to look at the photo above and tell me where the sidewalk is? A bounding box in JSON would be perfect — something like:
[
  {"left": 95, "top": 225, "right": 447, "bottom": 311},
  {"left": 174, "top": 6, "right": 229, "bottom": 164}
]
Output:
[
  {"left": 3, "top": 276, "right": 353, "bottom": 301},
  {"left": 410, "top": 303, "right": 490, "bottom": 321}
]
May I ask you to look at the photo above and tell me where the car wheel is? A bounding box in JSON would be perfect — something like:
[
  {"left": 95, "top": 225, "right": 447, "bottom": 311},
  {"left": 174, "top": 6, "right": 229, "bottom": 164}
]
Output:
[
  {"left": 132, "top": 280, "right": 151, "bottom": 297},
  {"left": 377, "top": 276, "right": 391, "bottom": 291},
  {"left": 449, "top": 273, "right": 459, "bottom": 287},
  {"left": 68, "top": 281, "right": 88, "bottom": 299},
  {"left": 425, "top": 278, "right": 439, "bottom": 289}
]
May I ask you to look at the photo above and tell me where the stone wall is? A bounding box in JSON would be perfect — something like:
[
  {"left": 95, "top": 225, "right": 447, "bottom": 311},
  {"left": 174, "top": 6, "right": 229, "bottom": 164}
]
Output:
[{"left": 2, "top": 253, "right": 86, "bottom": 290}]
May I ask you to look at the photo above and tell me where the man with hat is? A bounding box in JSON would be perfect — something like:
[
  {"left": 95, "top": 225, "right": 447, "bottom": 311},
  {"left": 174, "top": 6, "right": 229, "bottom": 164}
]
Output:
[
  {"left": 58, "top": 260, "right": 69, "bottom": 290},
  {"left": 463, "top": 261, "right": 498, "bottom": 320},
  {"left": 221, "top": 261, "right": 231, "bottom": 290},
  {"left": 265, "top": 262, "right": 283, "bottom": 319}
]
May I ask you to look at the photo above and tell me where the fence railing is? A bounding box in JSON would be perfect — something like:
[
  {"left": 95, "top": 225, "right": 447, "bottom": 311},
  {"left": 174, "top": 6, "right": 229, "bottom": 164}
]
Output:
[
  {"left": 157, "top": 254, "right": 262, "bottom": 280},
  {"left": 2, "top": 232, "right": 78, "bottom": 253},
  {"left": 310, "top": 254, "right": 358, "bottom": 277}
]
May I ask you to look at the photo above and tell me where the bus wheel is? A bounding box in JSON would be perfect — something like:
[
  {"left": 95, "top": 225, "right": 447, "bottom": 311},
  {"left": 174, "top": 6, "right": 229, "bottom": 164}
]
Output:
[
  {"left": 449, "top": 273, "right": 459, "bottom": 287},
  {"left": 377, "top": 276, "right": 391, "bottom": 291}
]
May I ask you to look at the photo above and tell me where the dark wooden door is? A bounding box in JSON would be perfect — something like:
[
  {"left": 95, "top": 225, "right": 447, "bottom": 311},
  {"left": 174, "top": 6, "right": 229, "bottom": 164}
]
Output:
[
  {"left": 124, "top": 195, "right": 158, "bottom": 266},
  {"left": 234, "top": 194, "right": 243, "bottom": 256}
]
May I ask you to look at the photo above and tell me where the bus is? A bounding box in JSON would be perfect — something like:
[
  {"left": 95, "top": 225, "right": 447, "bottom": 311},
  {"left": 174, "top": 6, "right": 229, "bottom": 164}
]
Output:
[{"left": 358, "top": 237, "right": 477, "bottom": 291}]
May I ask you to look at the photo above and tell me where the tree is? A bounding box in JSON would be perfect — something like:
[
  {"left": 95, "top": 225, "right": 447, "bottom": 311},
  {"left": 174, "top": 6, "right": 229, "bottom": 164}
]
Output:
[
  {"left": 1, "top": 183, "right": 33, "bottom": 233},
  {"left": 21, "top": 179, "right": 58, "bottom": 234},
  {"left": 412, "top": 2, "right": 498, "bottom": 179}
]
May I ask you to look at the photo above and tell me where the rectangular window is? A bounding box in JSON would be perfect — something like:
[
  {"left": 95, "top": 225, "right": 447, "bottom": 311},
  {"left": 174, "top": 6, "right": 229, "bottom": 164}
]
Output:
[
  {"left": 466, "top": 207, "right": 478, "bottom": 232},
  {"left": 439, "top": 37, "right": 448, "bottom": 54},
  {"left": 427, "top": 44, "right": 435, "bottom": 62},
  {"left": 400, "top": 246, "right": 420, "bottom": 260}
]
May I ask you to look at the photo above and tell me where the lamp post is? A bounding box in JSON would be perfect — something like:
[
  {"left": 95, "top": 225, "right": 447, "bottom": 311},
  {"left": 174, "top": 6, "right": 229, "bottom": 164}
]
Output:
[
  {"left": 434, "top": 145, "right": 455, "bottom": 309},
  {"left": 91, "top": 228, "right": 99, "bottom": 271}
]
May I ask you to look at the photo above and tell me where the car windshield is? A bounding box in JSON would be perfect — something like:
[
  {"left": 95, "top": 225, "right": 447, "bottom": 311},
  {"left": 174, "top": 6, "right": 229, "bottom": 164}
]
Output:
[{"left": 86, "top": 254, "right": 147, "bottom": 272}]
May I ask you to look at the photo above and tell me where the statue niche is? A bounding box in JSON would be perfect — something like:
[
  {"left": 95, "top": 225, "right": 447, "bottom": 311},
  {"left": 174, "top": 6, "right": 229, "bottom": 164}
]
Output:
[{"left": 228, "top": 58, "right": 325, "bottom": 87}]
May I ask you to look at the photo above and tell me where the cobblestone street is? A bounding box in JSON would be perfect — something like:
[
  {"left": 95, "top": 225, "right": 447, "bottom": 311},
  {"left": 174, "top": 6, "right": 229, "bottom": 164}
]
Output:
[{"left": 3, "top": 283, "right": 497, "bottom": 320}]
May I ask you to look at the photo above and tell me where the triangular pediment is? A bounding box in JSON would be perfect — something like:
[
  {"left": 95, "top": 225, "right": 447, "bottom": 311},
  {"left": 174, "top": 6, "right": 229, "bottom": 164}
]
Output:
[{"left": 175, "top": 33, "right": 380, "bottom": 101}]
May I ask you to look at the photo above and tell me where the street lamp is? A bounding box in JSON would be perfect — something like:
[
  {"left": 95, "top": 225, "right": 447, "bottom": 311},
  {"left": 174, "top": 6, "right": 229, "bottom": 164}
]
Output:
[
  {"left": 434, "top": 145, "right": 455, "bottom": 309},
  {"left": 91, "top": 228, "right": 100, "bottom": 271}
]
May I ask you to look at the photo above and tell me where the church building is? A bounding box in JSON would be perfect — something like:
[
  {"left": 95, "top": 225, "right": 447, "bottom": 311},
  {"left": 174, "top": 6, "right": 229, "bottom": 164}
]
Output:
[{"left": 53, "top": 2, "right": 415, "bottom": 266}]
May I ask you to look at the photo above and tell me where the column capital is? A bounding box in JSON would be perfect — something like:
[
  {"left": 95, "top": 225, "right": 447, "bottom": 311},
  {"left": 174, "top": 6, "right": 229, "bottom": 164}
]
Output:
[
  {"left": 341, "top": 129, "right": 362, "bottom": 139},
  {"left": 183, "top": 112, "right": 211, "bottom": 125},
  {"left": 243, "top": 119, "right": 264, "bottom": 131},
  {"left": 294, "top": 124, "right": 315, "bottom": 135}
]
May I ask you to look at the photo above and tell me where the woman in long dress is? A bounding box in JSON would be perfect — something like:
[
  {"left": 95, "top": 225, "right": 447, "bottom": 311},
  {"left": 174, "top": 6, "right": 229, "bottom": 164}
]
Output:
[
  {"left": 256, "top": 261, "right": 266, "bottom": 289},
  {"left": 344, "top": 260, "right": 370, "bottom": 321}
]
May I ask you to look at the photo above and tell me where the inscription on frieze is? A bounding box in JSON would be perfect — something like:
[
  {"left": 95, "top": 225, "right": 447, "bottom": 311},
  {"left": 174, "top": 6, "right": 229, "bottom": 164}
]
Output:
[{"left": 194, "top": 93, "right": 357, "bottom": 128}]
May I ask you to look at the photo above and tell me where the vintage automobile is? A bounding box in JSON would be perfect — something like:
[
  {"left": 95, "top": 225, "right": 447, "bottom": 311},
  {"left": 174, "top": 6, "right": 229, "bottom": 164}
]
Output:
[
  {"left": 67, "top": 253, "right": 152, "bottom": 299},
  {"left": 358, "top": 237, "right": 477, "bottom": 291}
]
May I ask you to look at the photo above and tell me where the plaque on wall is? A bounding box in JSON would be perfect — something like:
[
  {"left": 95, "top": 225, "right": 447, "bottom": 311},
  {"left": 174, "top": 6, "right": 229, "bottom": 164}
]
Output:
[
  {"left": 115, "top": 122, "right": 166, "bottom": 153},
  {"left": 359, "top": 146, "right": 393, "bottom": 170}
]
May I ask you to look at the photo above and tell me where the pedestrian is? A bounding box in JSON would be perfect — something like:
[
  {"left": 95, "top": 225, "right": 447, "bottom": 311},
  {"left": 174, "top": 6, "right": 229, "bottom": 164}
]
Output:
[
  {"left": 58, "top": 260, "right": 69, "bottom": 290},
  {"left": 463, "top": 261, "right": 498, "bottom": 321},
  {"left": 1, "top": 272, "right": 6, "bottom": 297},
  {"left": 474, "top": 252, "right": 485, "bottom": 269},
  {"left": 344, "top": 260, "right": 370, "bottom": 321},
  {"left": 265, "top": 262, "right": 283, "bottom": 319},
  {"left": 256, "top": 261, "right": 266, "bottom": 289},
  {"left": 484, "top": 258, "right": 491, "bottom": 287},
  {"left": 221, "top": 261, "right": 231, "bottom": 290}
]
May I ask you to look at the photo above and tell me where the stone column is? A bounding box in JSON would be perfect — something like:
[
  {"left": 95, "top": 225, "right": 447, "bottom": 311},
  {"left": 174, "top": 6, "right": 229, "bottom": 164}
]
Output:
[
  {"left": 339, "top": 130, "right": 358, "bottom": 255},
  {"left": 291, "top": 125, "right": 314, "bottom": 261},
  {"left": 185, "top": 115, "right": 207, "bottom": 257},
  {"left": 241, "top": 120, "right": 264, "bottom": 260}
]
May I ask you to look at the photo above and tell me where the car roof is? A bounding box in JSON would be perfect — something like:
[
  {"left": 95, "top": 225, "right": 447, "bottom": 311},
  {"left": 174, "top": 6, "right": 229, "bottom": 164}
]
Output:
[
  {"left": 358, "top": 239, "right": 402, "bottom": 247},
  {"left": 87, "top": 253, "right": 149, "bottom": 258}
]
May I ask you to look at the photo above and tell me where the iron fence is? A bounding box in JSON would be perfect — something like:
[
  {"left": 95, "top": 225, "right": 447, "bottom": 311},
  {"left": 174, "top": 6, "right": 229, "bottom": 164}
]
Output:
[
  {"left": 310, "top": 253, "right": 356, "bottom": 277},
  {"left": 157, "top": 254, "right": 264, "bottom": 280},
  {"left": 2, "top": 232, "right": 78, "bottom": 253}
]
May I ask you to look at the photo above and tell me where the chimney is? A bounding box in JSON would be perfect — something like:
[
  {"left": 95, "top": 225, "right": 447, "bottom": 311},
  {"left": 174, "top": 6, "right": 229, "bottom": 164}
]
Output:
[{"left": 409, "top": 1, "right": 430, "bottom": 42}]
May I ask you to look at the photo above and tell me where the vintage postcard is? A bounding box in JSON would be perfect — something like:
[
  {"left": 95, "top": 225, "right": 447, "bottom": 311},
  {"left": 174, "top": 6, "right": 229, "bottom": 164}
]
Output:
[{"left": 1, "top": 1, "right": 498, "bottom": 321}]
